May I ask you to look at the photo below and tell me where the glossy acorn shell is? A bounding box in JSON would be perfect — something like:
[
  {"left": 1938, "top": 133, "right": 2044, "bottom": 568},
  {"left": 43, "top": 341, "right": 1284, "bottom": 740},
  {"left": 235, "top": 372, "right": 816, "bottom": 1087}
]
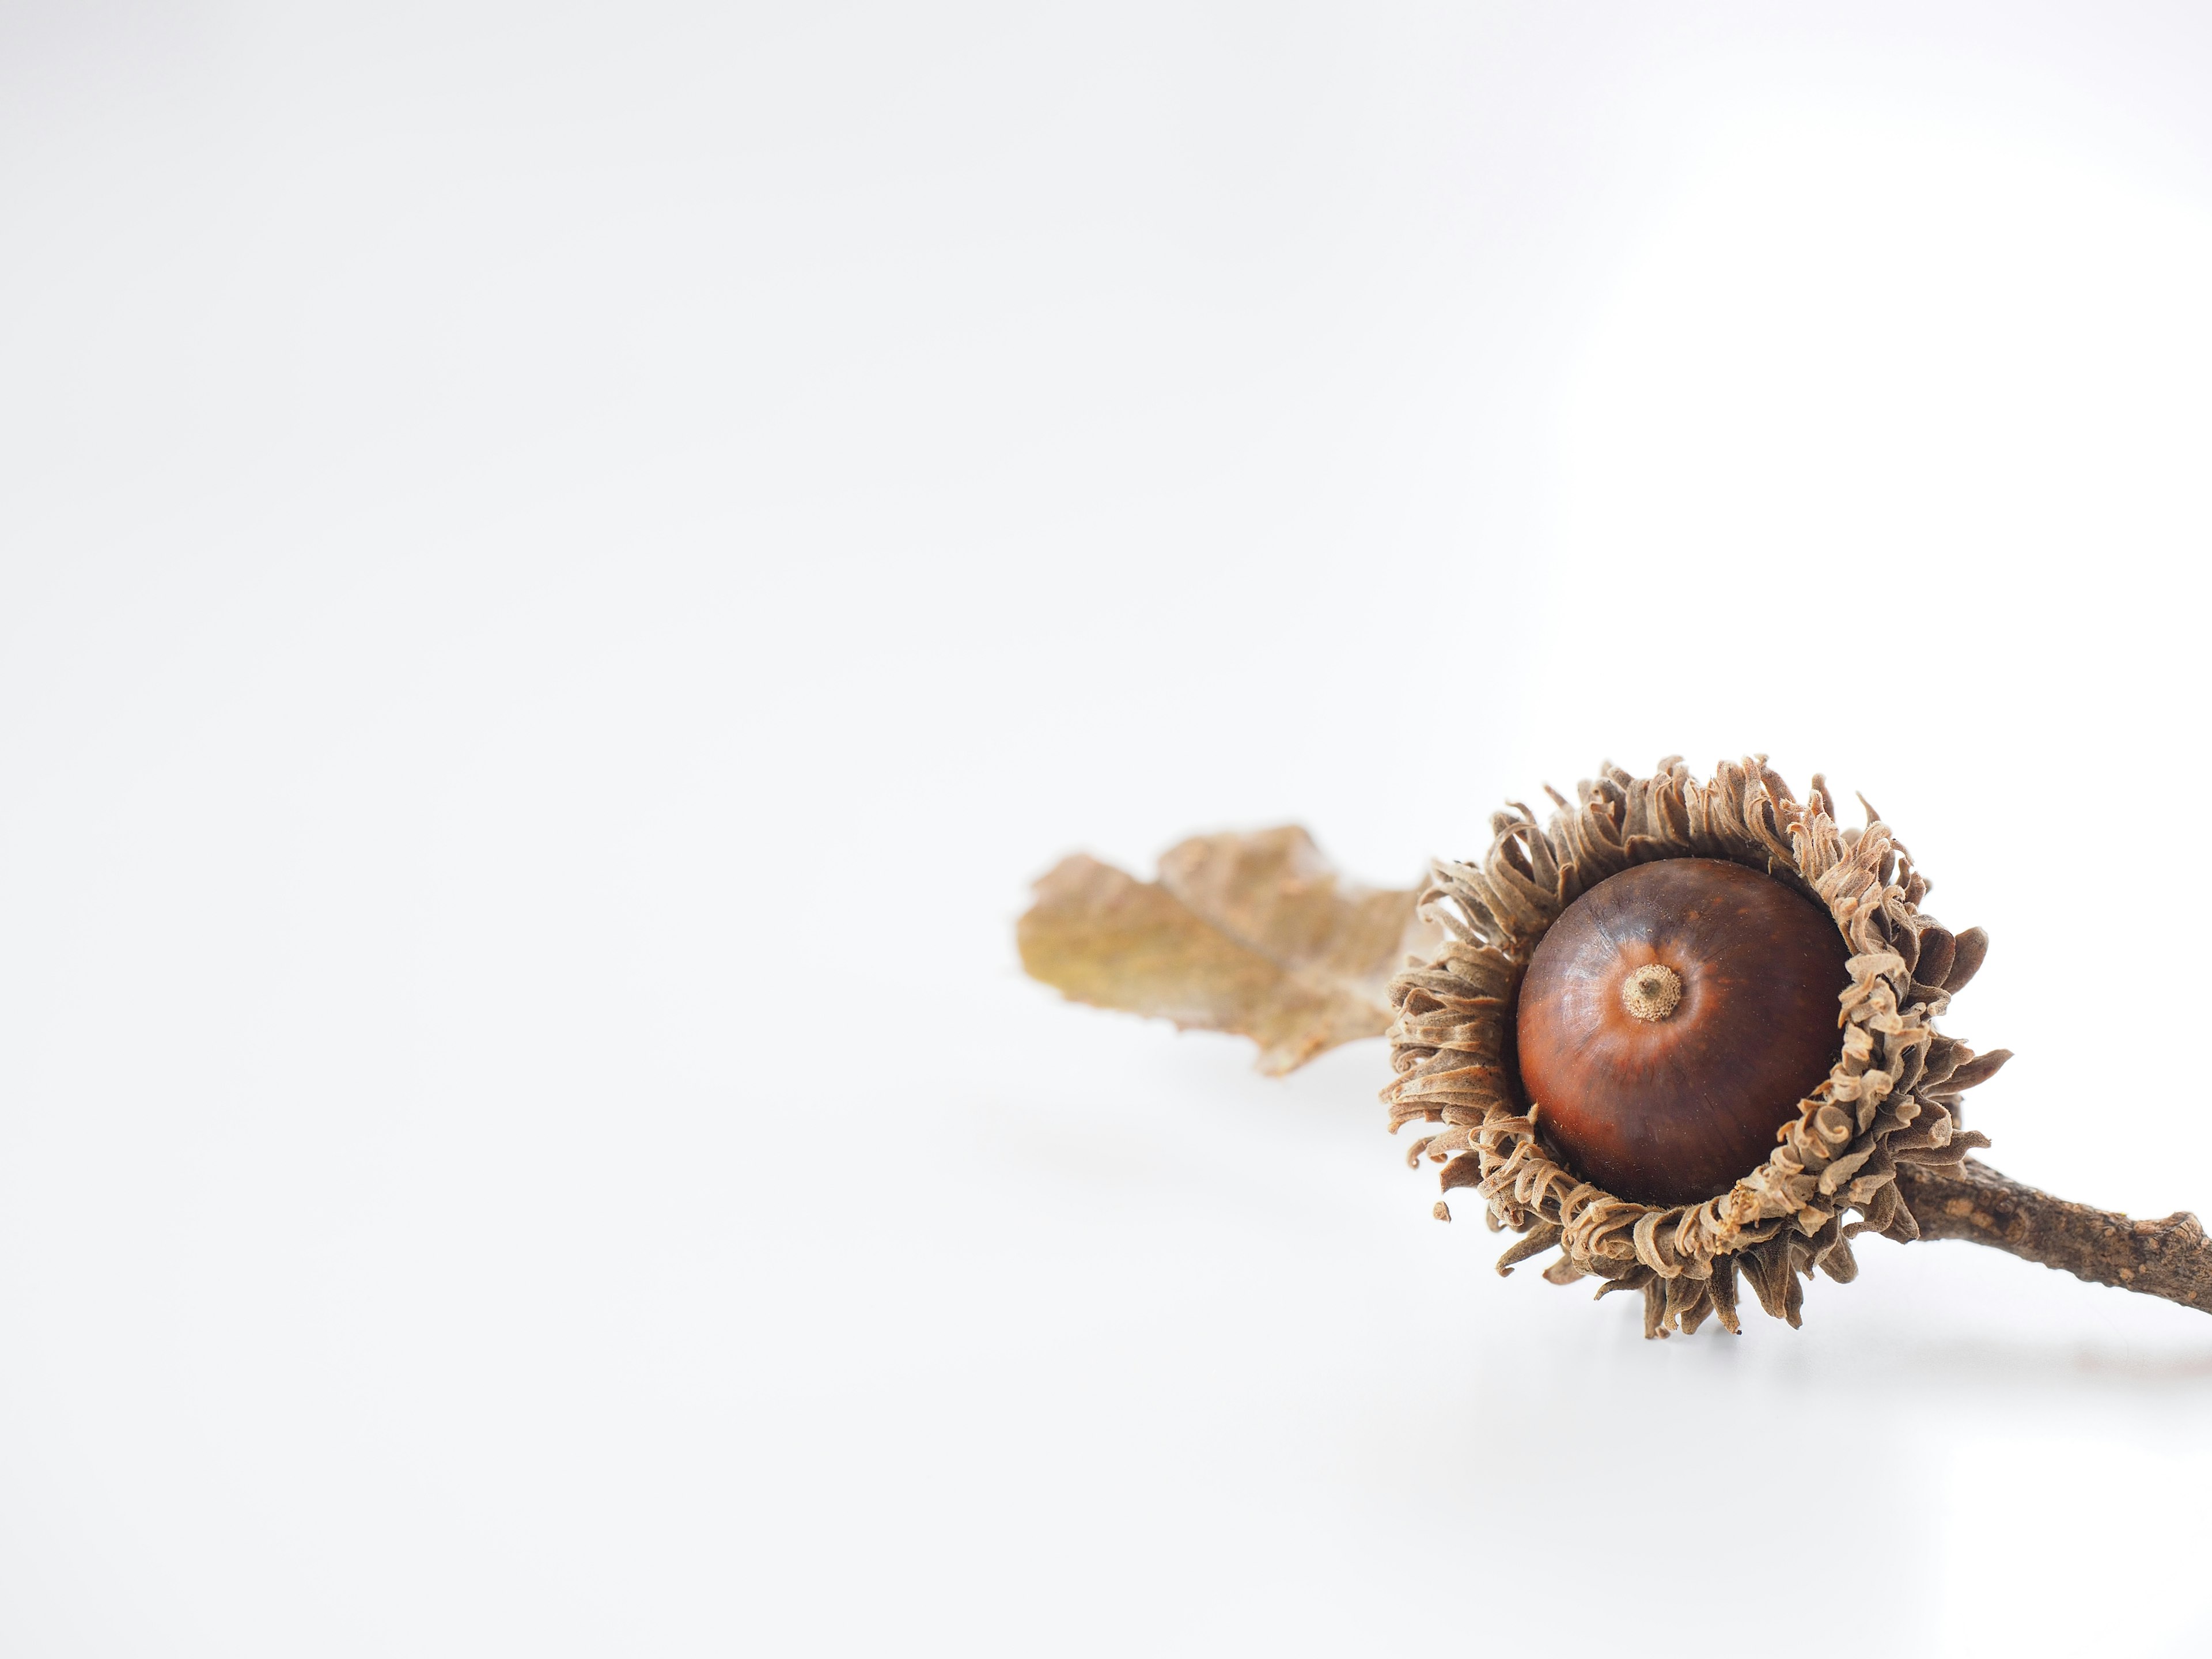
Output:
[{"left": 1513, "top": 858, "right": 1853, "bottom": 1208}]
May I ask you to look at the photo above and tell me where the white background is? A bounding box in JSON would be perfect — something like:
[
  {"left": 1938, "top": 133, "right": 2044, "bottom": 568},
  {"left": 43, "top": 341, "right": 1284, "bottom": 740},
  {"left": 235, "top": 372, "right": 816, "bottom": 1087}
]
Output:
[{"left": 3, "top": 3, "right": 2211, "bottom": 1654}]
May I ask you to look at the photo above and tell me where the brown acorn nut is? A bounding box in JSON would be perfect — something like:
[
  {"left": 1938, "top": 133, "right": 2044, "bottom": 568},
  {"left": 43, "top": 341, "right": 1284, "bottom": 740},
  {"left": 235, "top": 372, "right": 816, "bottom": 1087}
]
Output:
[
  {"left": 1382, "top": 756, "right": 2017, "bottom": 1336},
  {"left": 1516, "top": 858, "right": 1853, "bottom": 1207}
]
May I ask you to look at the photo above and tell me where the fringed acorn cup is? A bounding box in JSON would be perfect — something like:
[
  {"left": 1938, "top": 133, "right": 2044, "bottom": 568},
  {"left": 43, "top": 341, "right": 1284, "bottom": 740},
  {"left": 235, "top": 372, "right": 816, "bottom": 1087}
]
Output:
[{"left": 1021, "top": 755, "right": 2212, "bottom": 1338}]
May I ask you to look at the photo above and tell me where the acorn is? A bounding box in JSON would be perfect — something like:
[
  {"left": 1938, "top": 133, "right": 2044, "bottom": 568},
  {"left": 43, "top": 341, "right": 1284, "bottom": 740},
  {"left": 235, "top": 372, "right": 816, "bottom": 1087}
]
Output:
[
  {"left": 1516, "top": 857, "right": 1853, "bottom": 1209},
  {"left": 1385, "top": 756, "right": 2012, "bottom": 1336}
]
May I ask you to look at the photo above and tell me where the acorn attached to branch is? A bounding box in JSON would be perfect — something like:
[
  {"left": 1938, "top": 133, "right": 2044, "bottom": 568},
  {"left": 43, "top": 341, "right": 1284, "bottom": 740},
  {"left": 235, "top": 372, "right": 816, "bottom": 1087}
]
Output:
[
  {"left": 1387, "top": 756, "right": 2007, "bottom": 1336},
  {"left": 1019, "top": 755, "right": 2212, "bottom": 1337}
]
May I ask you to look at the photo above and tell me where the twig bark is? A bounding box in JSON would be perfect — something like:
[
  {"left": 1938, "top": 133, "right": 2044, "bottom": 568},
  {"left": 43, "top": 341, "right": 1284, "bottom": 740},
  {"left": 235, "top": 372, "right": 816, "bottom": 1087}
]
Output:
[{"left": 1897, "top": 1158, "right": 2212, "bottom": 1315}]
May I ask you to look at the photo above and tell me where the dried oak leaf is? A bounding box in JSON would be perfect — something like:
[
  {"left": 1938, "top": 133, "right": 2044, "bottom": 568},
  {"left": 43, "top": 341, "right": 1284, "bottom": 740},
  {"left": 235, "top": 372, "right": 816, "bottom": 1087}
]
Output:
[{"left": 1018, "top": 826, "right": 1440, "bottom": 1075}]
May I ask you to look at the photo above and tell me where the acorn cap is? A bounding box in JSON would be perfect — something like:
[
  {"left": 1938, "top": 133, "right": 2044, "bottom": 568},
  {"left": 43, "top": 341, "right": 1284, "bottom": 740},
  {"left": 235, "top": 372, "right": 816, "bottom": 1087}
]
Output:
[{"left": 1384, "top": 756, "right": 2011, "bottom": 1337}]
